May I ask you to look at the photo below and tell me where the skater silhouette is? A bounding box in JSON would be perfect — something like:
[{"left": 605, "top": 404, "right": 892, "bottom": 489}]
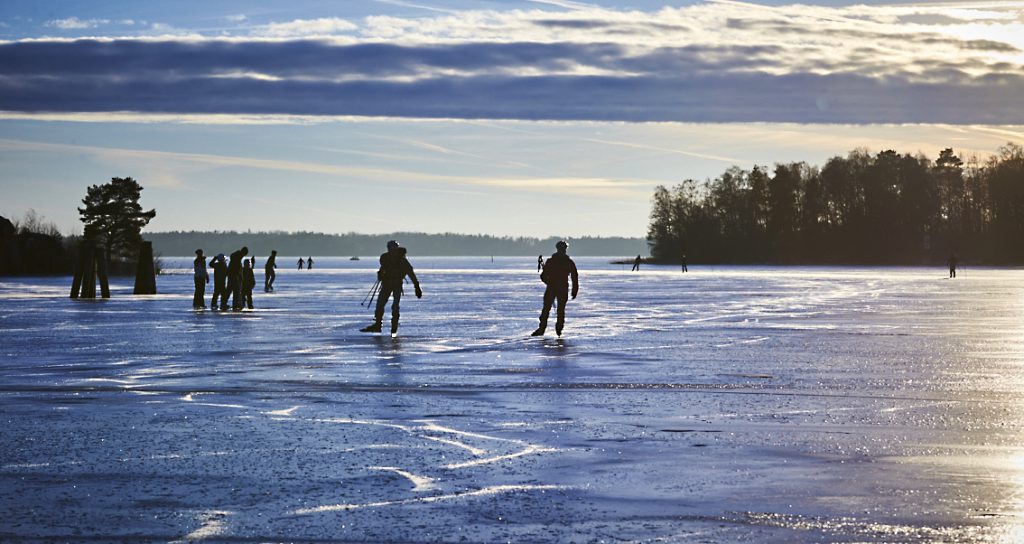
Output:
[
  {"left": 209, "top": 253, "right": 228, "bottom": 310},
  {"left": 537, "top": 255, "right": 543, "bottom": 272},
  {"left": 681, "top": 253, "right": 688, "bottom": 273},
  {"left": 307, "top": 257, "right": 313, "bottom": 270},
  {"left": 360, "top": 240, "right": 422, "bottom": 337},
  {"left": 297, "top": 257, "right": 304, "bottom": 270},
  {"left": 532, "top": 240, "right": 578, "bottom": 337},
  {"left": 193, "top": 249, "right": 209, "bottom": 309},
  {"left": 948, "top": 254, "right": 958, "bottom": 278},
  {"left": 225, "top": 246, "right": 249, "bottom": 310},
  {"left": 631, "top": 255, "right": 641, "bottom": 271},
  {"left": 264, "top": 250, "right": 277, "bottom": 292},
  {"left": 242, "top": 258, "right": 256, "bottom": 309}
]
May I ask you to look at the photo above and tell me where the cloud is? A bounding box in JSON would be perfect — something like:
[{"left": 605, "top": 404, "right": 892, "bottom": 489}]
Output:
[
  {"left": 6, "top": 2, "right": 1024, "bottom": 124},
  {"left": 45, "top": 17, "right": 111, "bottom": 30},
  {"left": 256, "top": 18, "right": 358, "bottom": 38},
  {"left": 226, "top": 14, "right": 248, "bottom": 23},
  {"left": 0, "top": 138, "right": 645, "bottom": 198}
]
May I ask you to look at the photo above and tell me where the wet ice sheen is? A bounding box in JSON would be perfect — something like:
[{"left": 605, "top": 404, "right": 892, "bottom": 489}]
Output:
[{"left": 2, "top": 258, "right": 1024, "bottom": 542}]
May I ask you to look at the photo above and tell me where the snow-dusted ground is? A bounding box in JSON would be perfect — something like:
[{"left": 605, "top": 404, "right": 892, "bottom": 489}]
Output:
[{"left": 2, "top": 257, "right": 1024, "bottom": 542}]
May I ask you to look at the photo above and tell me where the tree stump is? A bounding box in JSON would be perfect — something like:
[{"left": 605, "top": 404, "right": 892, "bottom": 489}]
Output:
[{"left": 133, "top": 241, "right": 157, "bottom": 295}]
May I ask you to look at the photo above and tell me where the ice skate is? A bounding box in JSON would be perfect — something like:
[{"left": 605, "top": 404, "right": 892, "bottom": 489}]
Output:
[{"left": 360, "top": 322, "right": 382, "bottom": 333}]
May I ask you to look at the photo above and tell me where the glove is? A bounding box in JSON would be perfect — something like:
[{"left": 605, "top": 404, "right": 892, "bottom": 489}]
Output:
[
  {"left": 571, "top": 289, "right": 578, "bottom": 300},
  {"left": 376, "top": 270, "right": 384, "bottom": 281},
  {"left": 414, "top": 283, "right": 423, "bottom": 299}
]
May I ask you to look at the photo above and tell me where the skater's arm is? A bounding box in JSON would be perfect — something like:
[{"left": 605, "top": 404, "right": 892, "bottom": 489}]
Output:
[
  {"left": 570, "top": 259, "right": 579, "bottom": 299},
  {"left": 406, "top": 260, "right": 422, "bottom": 298}
]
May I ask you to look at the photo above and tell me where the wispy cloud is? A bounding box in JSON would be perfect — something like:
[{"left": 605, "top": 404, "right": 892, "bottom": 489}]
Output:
[
  {"left": 6, "top": 2, "right": 1024, "bottom": 124},
  {"left": 45, "top": 17, "right": 111, "bottom": 30},
  {"left": 0, "top": 138, "right": 647, "bottom": 197}
]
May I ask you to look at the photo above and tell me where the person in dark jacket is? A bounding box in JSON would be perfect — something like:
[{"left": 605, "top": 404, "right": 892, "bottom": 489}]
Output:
[
  {"left": 209, "top": 253, "right": 228, "bottom": 310},
  {"left": 264, "top": 250, "right": 278, "bottom": 292},
  {"left": 631, "top": 254, "right": 642, "bottom": 271},
  {"left": 360, "top": 240, "right": 422, "bottom": 336},
  {"left": 225, "top": 246, "right": 249, "bottom": 310},
  {"left": 532, "top": 240, "right": 579, "bottom": 337},
  {"left": 193, "top": 249, "right": 209, "bottom": 309},
  {"left": 242, "top": 258, "right": 256, "bottom": 309},
  {"left": 307, "top": 256, "right": 314, "bottom": 270}
]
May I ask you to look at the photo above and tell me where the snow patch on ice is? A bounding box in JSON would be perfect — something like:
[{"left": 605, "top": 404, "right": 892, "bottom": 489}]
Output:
[
  {"left": 291, "top": 484, "right": 568, "bottom": 514},
  {"left": 369, "top": 466, "right": 437, "bottom": 491}
]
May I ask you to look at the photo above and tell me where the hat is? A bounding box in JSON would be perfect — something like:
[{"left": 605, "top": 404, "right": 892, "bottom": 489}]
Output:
[
  {"left": 195, "top": 249, "right": 203, "bottom": 255},
  {"left": 555, "top": 240, "right": 568, "bottom": 250},
  {"left": 387, "top": 240, "right": 400, "bottom": 250}
]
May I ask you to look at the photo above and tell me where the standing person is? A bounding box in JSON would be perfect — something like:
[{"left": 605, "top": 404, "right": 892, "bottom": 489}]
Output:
[
  {"left": 307, "top": 256, "right": 314, "bottom": 270},
  {"left": 948, "top": 254, "right": 958, "bottom": 278},
  {"left": 681, "top": 253, "right": 688, "bottom": 273},
  {"left": 631, "top": 254, "right": 642, "bottom": 271},
  {"left": 225, "top": 246, "right": 249, "bottom": 310},
  {"left": 264, "top": 250, "right": 278, "bottom": 292},
  {"left": 532, "top": 240, "right": 579, "bottom": 337},
  {"left": 242, "top": 258, "right": 255, "bottom": 309},
  {"left": 360, "top": 240, "right": 422, "bottom": 337},
  {"left": 193, "top": 249, "right": 209, "bottom": 309},
  {"left": 297, "top": 257, "right": 304, "bottom": 270},
  {"left": 537, "top": 255, "right": 543, "bottom": 272},
  {"left": 209, "top": 253, "right": 228, "bottom": 310}
]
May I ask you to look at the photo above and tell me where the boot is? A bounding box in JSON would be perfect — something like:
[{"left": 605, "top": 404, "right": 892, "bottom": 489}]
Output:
[
  {"left": 391, "top": 321, "right": 399, "bottom": 338},
  {"left": 360, "top": 322, "right": 382, "bottom": 333},
  {"left": 531, "top": 326, "right": 546, "bottom": 336}
]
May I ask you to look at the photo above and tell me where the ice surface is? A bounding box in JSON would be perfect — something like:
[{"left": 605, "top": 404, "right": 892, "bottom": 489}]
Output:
[{"left": 2, "top": 257, "right": 1024, "bottom": 542}]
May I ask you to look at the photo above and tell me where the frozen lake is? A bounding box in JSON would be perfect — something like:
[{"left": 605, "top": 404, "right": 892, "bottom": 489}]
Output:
[{"left": 2, "top": 257, "right": 1024, "bottom": 542}]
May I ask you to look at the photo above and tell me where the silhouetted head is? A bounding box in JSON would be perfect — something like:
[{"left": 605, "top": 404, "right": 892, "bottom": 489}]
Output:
[
  {"left": 387, "top": 240, "right": 400, "bottom": 251},
  {"left": 244, "top": 259, "right": 251, "bottom": 268},
  {"left": 271, "top": 250, "right": 277, "bottom": 256},
  {"left": 216, "top": 253, "right": 225, "bottom": 261},
  {"left": 241, "top": 246, "right": 249, "bottom": 256},
  {"left": 195, "top": 249, "right": 203, "bottom": 256},
  {"left": 555, "top": 240, "right": 568, "bottom": 253}
]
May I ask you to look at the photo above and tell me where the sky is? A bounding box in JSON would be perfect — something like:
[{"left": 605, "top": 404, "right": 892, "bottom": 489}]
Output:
[{"left": 1, "top": 0, "right": 1023, "bottom": 238}]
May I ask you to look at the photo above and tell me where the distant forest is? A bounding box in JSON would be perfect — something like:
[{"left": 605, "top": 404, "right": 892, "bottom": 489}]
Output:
[
  {"left": 648, "top": 145, "right": 1024, "bottom": 265},
  {"left": 146, "top": 231, "right": 648, "bottom": 257}
]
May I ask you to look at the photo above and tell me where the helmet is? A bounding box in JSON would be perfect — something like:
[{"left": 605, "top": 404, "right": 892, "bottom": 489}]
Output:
[
  {"left": 387, "top": 240, "right": 400, "bottom": 250},
  {"left": 555, "top": 240, "right": 568, "bottom": 250}
]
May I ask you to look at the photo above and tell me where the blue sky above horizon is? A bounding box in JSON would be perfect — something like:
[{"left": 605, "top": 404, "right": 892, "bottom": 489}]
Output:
[{"left": 2, "top": 0, "right": 1023, "bottom": 238}]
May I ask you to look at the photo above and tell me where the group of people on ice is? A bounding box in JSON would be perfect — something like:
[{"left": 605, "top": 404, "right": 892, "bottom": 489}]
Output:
[
  {"left": 193, "top": 247, "right": 280, "bottom": 311},
  {"left": 189, "top": 238, "right": 581, "bottom": 337}
]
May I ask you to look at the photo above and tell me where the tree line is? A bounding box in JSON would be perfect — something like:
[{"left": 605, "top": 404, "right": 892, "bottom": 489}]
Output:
[
  {"left": 146, "top": 231, "right": 647, "bottom": 257},
  {"left": 647, "top": 145, "right": 1024, "bottom": 264}
]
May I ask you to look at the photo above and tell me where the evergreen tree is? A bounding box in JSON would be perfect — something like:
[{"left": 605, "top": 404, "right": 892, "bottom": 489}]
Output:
[{"left": 78, "top": 177, "right": 156, "bottom": 262}]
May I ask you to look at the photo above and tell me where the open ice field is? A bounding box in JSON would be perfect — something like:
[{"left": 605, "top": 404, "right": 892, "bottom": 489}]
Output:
[{"left": 2, "top": 257, "right": 1024, "bottom": 543}]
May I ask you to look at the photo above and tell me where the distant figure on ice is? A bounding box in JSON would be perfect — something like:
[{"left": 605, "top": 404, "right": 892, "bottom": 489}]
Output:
[
  {"left": 209, "top": 253, "right": 228, "bottom": 310},
  {"left": 193, "top": 249, "right": 209, "bottom": 309},
  {"left": 264, "top": 250, "right": 278, "bottom": 292},
  {"left": 242, "top": 258, "right": 255, "bottom": 309},
  {"left": 297, "top": 257, "right": 305, "bottom": 270},
  {"left": 681, "top": 253, "right": 688, "bottom": 273},
  {"left": 537, "top": 255, "right": 543, "bottom": 272},
  {"left": 532, "top": 240, "right": 579, "bottom": 337},
  {"left": 307, "top": 257, "right": 314, "bottom": 270},
  {"left": 360, "top": 240, "right": 422, "bottom": 337},
  {"left": 225, "top": 246, "right": 249, "bottom": 311},
  {"left": 948, "top": 254, "right": 958, "bottom": 278},
  {"left": 631, "top": 255, "right": 642, "bottom": 271}
]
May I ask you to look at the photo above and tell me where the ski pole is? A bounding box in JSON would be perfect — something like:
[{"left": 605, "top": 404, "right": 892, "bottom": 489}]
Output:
[
  {"left": 364, "top": 281, "right": 381, "bottom": 308},
  {"left": 361, "top": 280, "right": 380, "bottom": 306}
]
